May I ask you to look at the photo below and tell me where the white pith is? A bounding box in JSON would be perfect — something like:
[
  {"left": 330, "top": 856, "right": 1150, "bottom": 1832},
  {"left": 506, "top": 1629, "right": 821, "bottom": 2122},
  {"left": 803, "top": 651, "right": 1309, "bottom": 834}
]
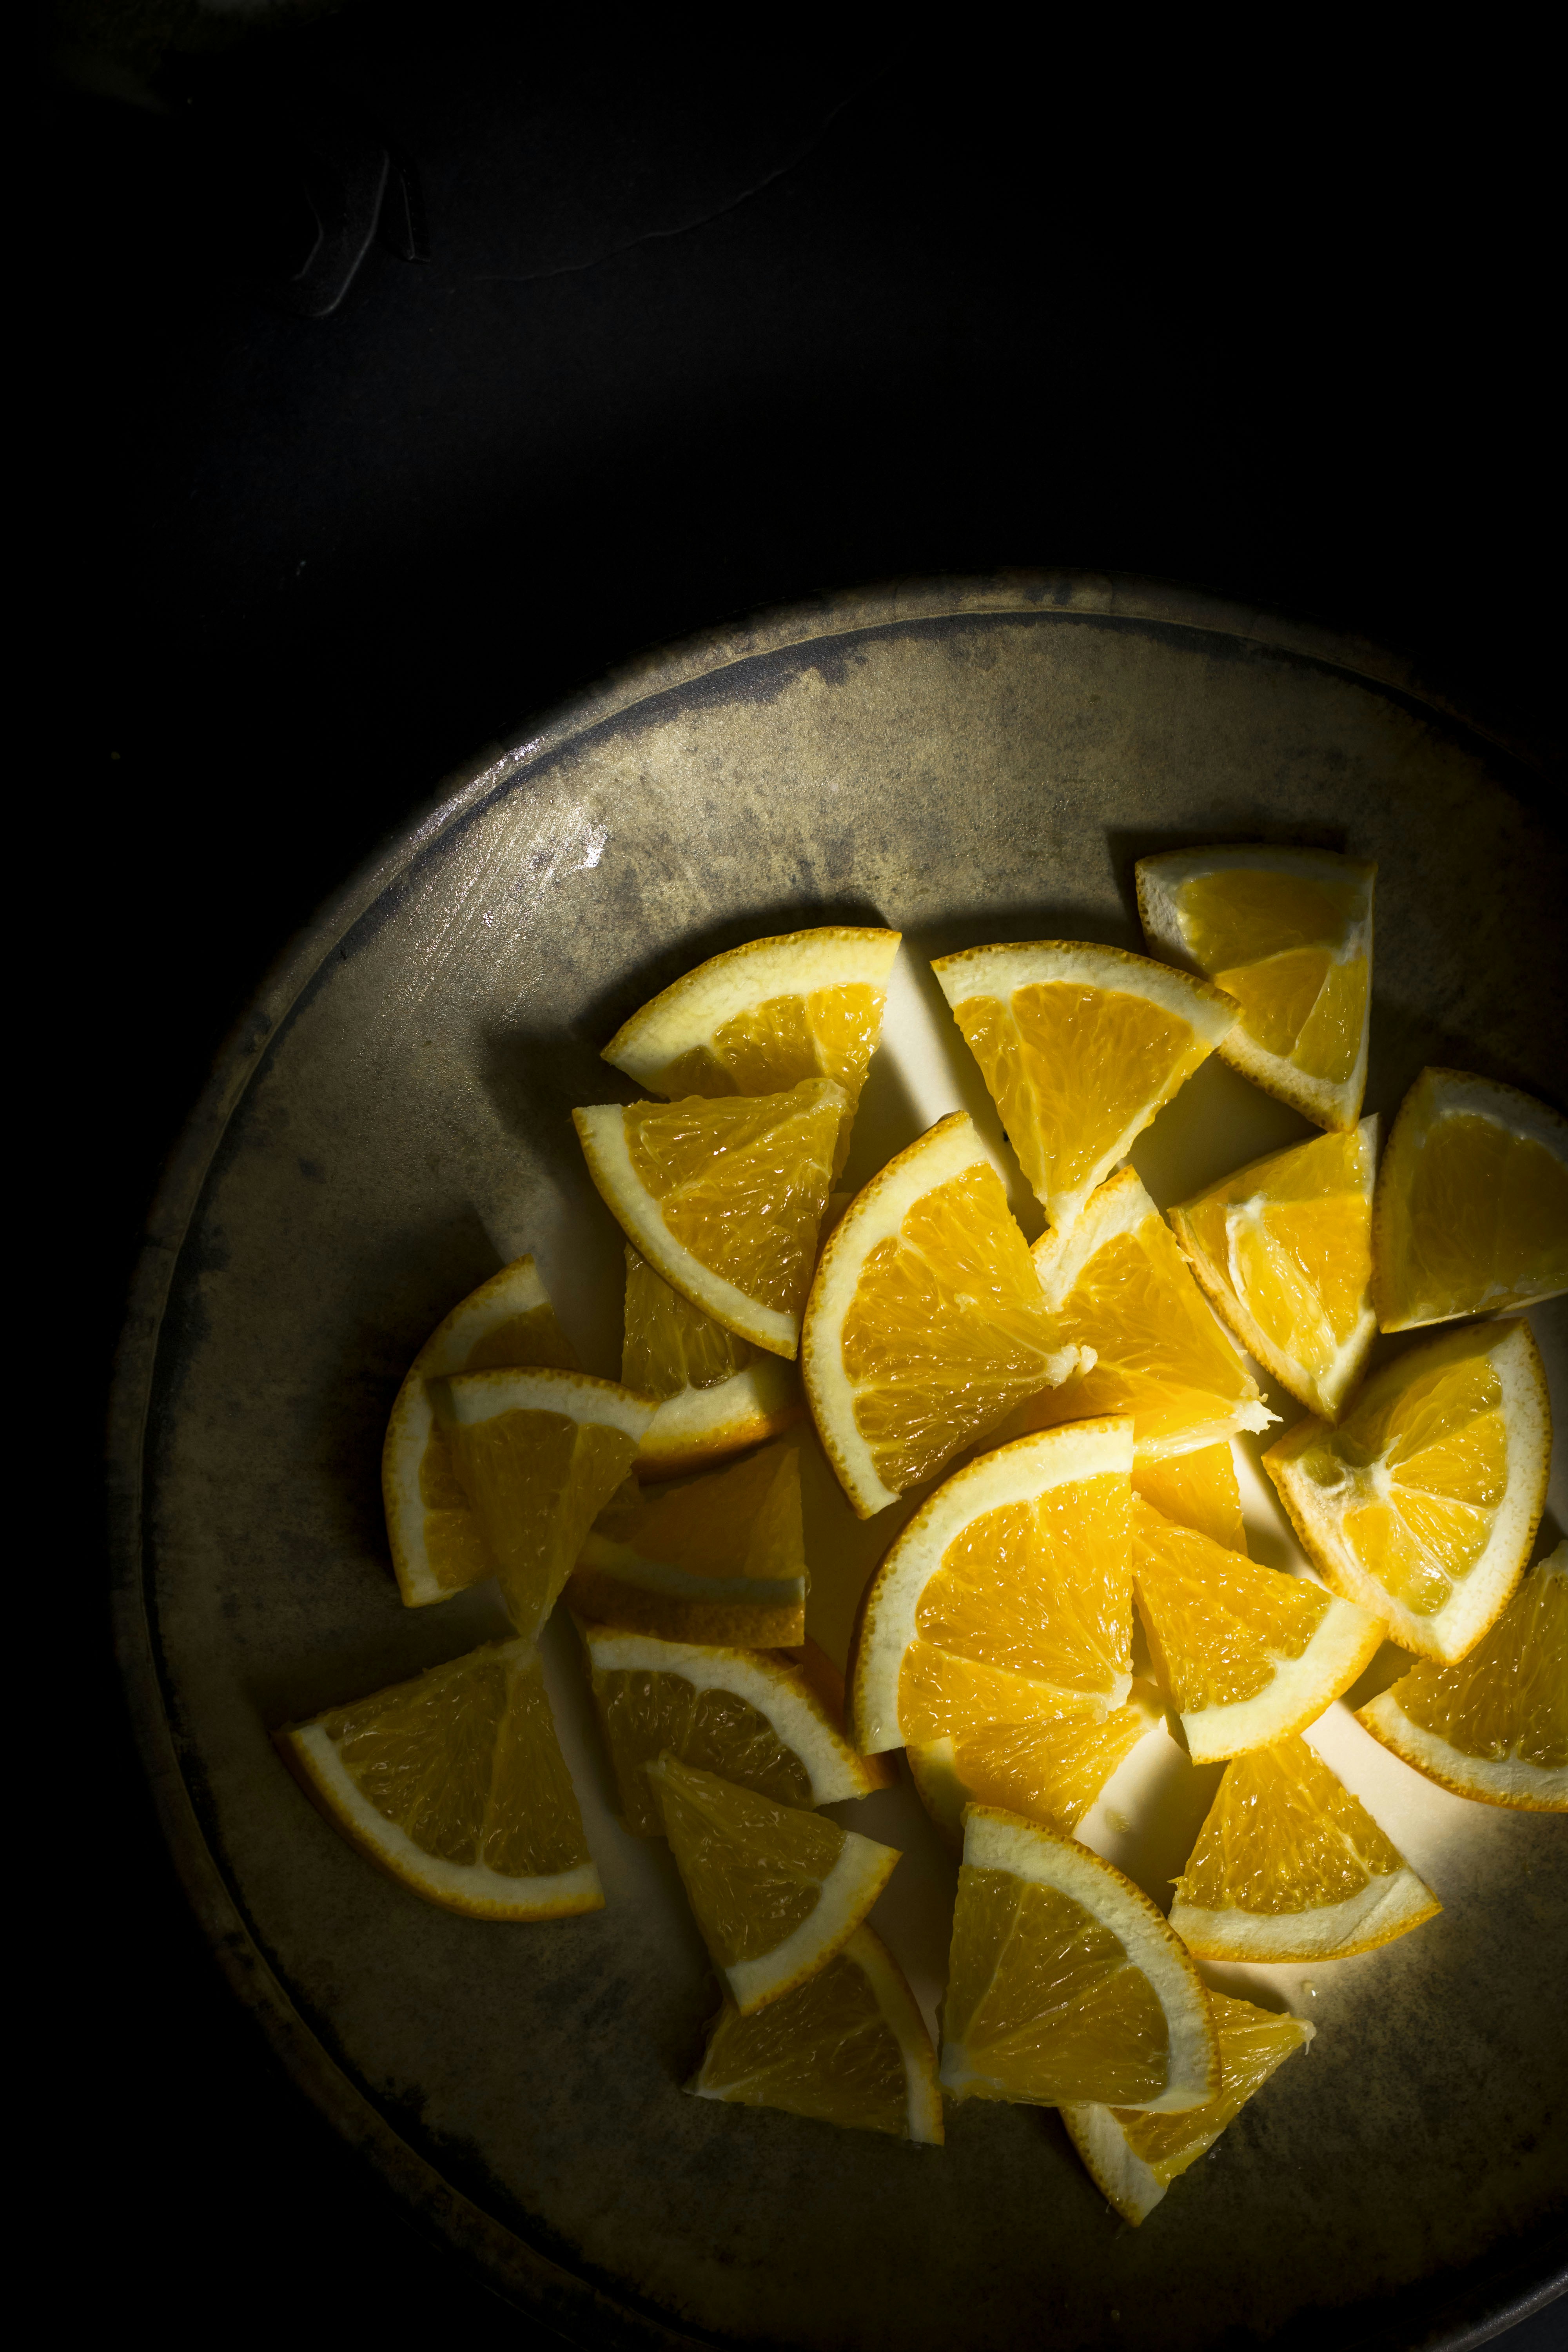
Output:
[
  {"left": 579, "top": 1624, "right": 880, "bottom": 1801},
  {"left": 636, "top": 1356, "right": 803, "bottom": 1474},
  {"left": 604, "top": 928, "right": 902, "bottom": 1086},
  {"left": 287, "top": 1719, "right": 604, "bottom": 1919},
  {"left": 849, "top": 1417, "right": 1135, "bottom": 1753},
  {"left": 441, "top": 1363, "right": 657, "bottom": 1436},
  {"left": 572, "top": 1529, "right": 806, "bottom": 1613},
  {"left": 1059, "top": 2100, "right": 1169, "bottom": 2223},
  {"left": 718, "top": 1828, "right": 899, "bottom": 2015},
  {"left": 1172, "top": 1594, "right": 1383, "bottom": 1762},
  {"left": 1358, "top": 1683, "right": 1568, "bottom": 1811},
  {"left": 946, "top": 1807, "right": 1216, "bottom": 2114},
  {"left": 1169, "top": 1866, "right": 1438, "bottom": 1961},
  {"left": 1374, "top": 1068, "right": 1568, "bottom": 1330}
]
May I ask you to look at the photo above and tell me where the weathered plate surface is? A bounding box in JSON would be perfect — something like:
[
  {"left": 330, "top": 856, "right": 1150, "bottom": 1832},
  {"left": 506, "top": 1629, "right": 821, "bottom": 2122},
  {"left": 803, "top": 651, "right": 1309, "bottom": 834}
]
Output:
[{"left": 112, "top": 576, "right": 1567, "bottom": 2350}]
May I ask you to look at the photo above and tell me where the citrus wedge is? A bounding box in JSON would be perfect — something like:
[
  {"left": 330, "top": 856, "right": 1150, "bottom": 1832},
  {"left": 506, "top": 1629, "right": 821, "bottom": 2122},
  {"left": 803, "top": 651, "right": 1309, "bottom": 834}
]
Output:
[
  {"left": 622, "top": 1245, "right": 803, "bottom": 1477},
  {"left": 648, "top": 1753, "right": 898, "bottom": 2014},
  {"left": 575, "top": 1080, "right": 842, "bottom": 1358},
  {"left": 941, "top": 1806, "right": 1218, "bottom": 2112},
  {"left": 690, "top": 1924, "right": 942, "bottom": 2142},
  {"left": 931, "top": 941, "right": 1236, "bottom": 1232},
  {"left": 1168, "top": 1733, "right": 1440, "bottom": 1960},
  {"left": 802, "top": 1112, "right": 1087, "bottom": 1519},
  {"left": 1132, "top": 1497, "right": 1382, "bottom": 1761},
  {"left": 1169, "top": 1119, "right": 1378, "bottom": 1420},
  {"left": 568, "top": 1443, "right": 807, "bottom": 1646},
  {"left": 581, "top": 1625, "right": 892, "bottom": 1836},
  {"left": 1131, "top": 1443, "right": 1246, "bottom": 1552},
  {"left": 382, "top": 1255, "right": 581, "bottom": 1607},
  {"left": 1062, "top": 1991, "right": 1314, "bottom": 2225},
  {"left": 1136, "top": 846, "right": 1375, "bottom": 1129},
  {"left": 1264, "top": 1318, "right": 1551, "bottom": 1662},
  {"left": 436, "top": 1368, "right": 655, "bottom": 1640},
  {"left": 1002, "top": 1169, "right": 1275, "bottom": 1458},
  {"left": 277, "top": 1637, "right": 601, "bottom": 1919},
  {"left": 1358, "top": 1541, "right": 1567, "bottom": 1810},
  {"left": 1372, "top": 1067, "right": 1568, "bottom": 1332}
]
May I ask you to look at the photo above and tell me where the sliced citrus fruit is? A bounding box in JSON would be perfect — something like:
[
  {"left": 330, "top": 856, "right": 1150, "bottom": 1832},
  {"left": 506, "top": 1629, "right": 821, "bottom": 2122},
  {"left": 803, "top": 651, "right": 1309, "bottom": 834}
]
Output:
[
  {"left": 690, "top": 1924, "right": 942, "bottom": 2142},
  {"left": 648, "top": 1752, "right": 898, "bottom": 2013},
  {"left": 1264, "top": 1318, "right": 1551, "bottom": 1662},
  {"left": 1003, "top": 1169, "right": 1275, "bottom": 1458},
  {"left": 622, "top": 1245, "right": 803, "bottom": 1477},
  {"left": 1131, "top": 1443, "right": 1245, "bottom": 1552},
  {"left": 602, "top": 927, "right": 901, "bottom": 1174},
  {"left": 581, "top": 1625, "right": 892, "bottom": 1836},
  {"left": 277, "top": 1637, "right": 601, "bottom": 1919},
  {"left": 1169, "top": 1119, "right": 1378, "bottom": 1420},
  {"left": 1136, "top": 846, "right": 1375, "bottom": 1129},
  {"left": 575, "top": 1080, "right": 842, "bottom": 1358},
  {"left": 848, "top": 1419, "right": 1160, "bottom": 1842},
  {"left": 802, "top": 1111, "right": 1087, "bottom": 1519},
  {"left": 1168, "top": 1733, "right": 1440, "bottom": 1960},
  {"left": 1358, "top": 1541, "right": 1567, "bottom": 1810},
  {"left": 1062, "top": 1991, "right": 1314, "bottom": 2224},
  {"left": 382, "top": 1255, "right": 580, "bottom": 1608},
  {"left": 941, "top": 1805, "right": 1218, "bottom": 2112},
  {"left": 1372, "top": 1067, "right": 1568, "bottom": 1332},
  {"left": 1132, "top": 1497, "right": 1382, "bottom": 1761},
  {"left": 436, "top": 1368, "right": 655, "bottom": 1640},
  {"left": 568, "top": 1443, "right": 807, "bottom": 1646},
  {"left": 931, "top": 941, "right": 1236, "bottom": 1232}
]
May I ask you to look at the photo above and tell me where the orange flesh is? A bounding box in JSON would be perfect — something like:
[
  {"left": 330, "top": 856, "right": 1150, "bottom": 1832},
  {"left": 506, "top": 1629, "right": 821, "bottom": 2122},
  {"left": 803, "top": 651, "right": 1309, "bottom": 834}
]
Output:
[
  {"left": 1132, "top": 1501, "right": 1330, "bottom": 1711},
  {"left": 652, "top": 1755, "right": 843, "bottom": 1965},
  {"left": 1387, "top": 1113, "right": 1568, "bottom": 1323},
  {"left": 696, "top": 1946, "right": 911, "bottom": 2136},
  {"left": 448, "top": 1409, "right": 638, "bottom": 1637},
  {"left": 592, "top": 1667, "right": 813, "bottom": 1835},
  {"left": 624, "top": 1086, "right": 838, "bottom": 1316},
  {"left": 1131, "top": 1444, "right": 1245, "bottom": 1550},
  {"left": 1390, "top": 1567, "right": 1567, "bottom": 1768},
  {"left": 622, "top": 1246, "right": 750, "bottom": 1395},
  {"left": 415, "top": 1300, "right": 580, "bottom": 1594},
  {"left": 1179, "top": 868, "right": 1366, "bottom": 1086},
  {"left": 1111, "top": 1993, "right": 1309, "bottom": 2185}
]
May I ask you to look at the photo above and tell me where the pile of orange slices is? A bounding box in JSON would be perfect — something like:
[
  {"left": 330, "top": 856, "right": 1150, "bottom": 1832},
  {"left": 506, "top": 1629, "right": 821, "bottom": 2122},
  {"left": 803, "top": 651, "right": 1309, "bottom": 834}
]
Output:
[{"left": 278, "top": 864, "right": 1564, "bottom": 2212}]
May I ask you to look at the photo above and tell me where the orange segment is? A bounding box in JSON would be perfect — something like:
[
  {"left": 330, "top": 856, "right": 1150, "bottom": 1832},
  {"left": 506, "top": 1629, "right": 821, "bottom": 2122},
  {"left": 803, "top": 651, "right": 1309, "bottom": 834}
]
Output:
[{"left": 1131, "top": 1443, "right": 1245, "bottom": 1551}]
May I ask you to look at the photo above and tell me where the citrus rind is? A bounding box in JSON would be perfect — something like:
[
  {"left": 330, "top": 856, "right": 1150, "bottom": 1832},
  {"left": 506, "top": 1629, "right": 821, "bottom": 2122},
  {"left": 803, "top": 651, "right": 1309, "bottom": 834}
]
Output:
[
  {"left": 1169, "top": 1864, "right": 1441, "bottom": 1963},
  {"left": 637, "top": 1356, "right": 804, "bottom": 1477}
]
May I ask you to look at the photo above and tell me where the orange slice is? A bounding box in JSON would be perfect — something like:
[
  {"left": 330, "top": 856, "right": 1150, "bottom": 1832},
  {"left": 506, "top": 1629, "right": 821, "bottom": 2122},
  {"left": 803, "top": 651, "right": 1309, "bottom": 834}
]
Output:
[
  {"left": 1131, "top": 1443, "right": 1246, "bottom": 1552},
  {"left": 622, "top": 1245, "right": 803, "bottom": 1477},
  {"left": 931, "top": 941, "right": 1236, "bottom": 1232},
  {"left": 567, "top": 1443, "right": 807, "bottom": 1646}
]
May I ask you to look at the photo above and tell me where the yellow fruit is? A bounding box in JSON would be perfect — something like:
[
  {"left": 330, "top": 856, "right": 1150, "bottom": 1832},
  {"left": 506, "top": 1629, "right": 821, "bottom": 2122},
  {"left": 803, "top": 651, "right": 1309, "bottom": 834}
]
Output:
[
  {"left": 848, "top": 1419, "right": 1161, "bottom": 1844},
  {"left": 648, "top": 1753, "right": 898, "bottom": 2013},
  {"left": 1169, "top": 1120, "right": 1378, "bottom": 1420},
  {"left": 1358, "top": 1541, "right": 1567, "bottom": 1810},
  {"left": 941, "top": 1806, "right": 1218, "bottom": 2112},
  {"left": 1004, "top": 1169, "right": 1275, "bottom": 1458},
  {"left": 1132, "top": 1497, "right": 1382, "bottom": 1761},
  {"left": 277, "top": 1637, "right": 601, "bottom": 1919},
  {"left": 1169, "top": 1734, "right": 1440, "bottom": 1960},
  {"left": 1264, "top": 1318, "right": 1551, "bottom": 1662},
  {"left": 580, "top": 1625, "right": 892, "bottom": 1836},
  {"left": 568, "top": 1443, "right": 808, "bottom": 1646},
  {"left": 1372, "top": 1067, "right": 1568, "bottom": 1332},
  {"left": 622, "top": 1246, "right": 803, "bottom": 1477},
  {"left": 931, "top": 941, "right": 1236, "bottom": 1232},
  {"left": 1136, "top": 846, "right": 1375, "bottom": 1130},
  {"left": 1131, "top": 1443, "right": 1246, "bottom": 1552},
  {"left": 381, "top": 1255, "right": 580, "bottom": 1608},
  {"left": 690, "top": 1924, "right": 943, "bottom": 2142},
  {"left": 1062, "top": 1991, "right": 1314, "bottom": 2224},
  {"left": 601, "top": 927, "right": 901, "bottom": 1174},
  {"left": 435, "top": 1368, "right": 655, "bottom": 1640},
  {"left": 575, "top": 1080, "right": 842, "bottom": 1357},
  {"left": 802, "top": 1112, "right": 1087, "bottom": 1519}
]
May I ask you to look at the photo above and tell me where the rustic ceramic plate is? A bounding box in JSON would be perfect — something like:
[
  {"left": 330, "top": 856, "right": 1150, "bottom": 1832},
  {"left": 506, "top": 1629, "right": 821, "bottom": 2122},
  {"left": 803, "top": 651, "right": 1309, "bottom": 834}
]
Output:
[{"left": 112, "top": 575, "right": 1566, "bottom": 2350}]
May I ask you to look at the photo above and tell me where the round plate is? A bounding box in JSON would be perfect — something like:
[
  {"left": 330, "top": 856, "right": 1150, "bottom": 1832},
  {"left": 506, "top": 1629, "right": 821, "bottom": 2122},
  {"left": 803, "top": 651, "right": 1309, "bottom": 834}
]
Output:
[{"left": 112, "top": 575, "right": 1566, "bottom": 2350}]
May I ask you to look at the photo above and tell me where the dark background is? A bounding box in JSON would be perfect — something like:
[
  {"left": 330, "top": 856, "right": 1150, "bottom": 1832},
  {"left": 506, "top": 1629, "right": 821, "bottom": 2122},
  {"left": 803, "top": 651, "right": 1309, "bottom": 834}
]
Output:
[{"left": 47, "top": 2, "right": 1561, "bottom": 2339}]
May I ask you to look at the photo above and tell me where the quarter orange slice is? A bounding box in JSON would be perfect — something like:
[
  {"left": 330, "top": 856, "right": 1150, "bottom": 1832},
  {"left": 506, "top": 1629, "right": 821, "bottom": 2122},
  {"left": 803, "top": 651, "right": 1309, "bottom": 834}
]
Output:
[
  {"left": 622, "top": 1245, "right": 803, "bottom": 1477},
  {"left": 567, "top": 1443, "right": 807, "bottom": 1646}
]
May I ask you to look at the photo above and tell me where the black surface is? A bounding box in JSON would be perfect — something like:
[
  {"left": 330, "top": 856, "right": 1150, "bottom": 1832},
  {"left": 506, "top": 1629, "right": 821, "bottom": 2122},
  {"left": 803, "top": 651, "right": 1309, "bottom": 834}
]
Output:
[{"left": 48, "top": 4, "right": 1561, "bottom": 2339}]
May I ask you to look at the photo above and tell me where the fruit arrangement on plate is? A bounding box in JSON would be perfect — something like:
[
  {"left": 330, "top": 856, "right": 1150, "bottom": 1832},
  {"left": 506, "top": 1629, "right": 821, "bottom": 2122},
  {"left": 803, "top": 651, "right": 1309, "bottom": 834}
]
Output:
[{"left": 277, "top": 847, "right": 1568, "bottom": 2224}]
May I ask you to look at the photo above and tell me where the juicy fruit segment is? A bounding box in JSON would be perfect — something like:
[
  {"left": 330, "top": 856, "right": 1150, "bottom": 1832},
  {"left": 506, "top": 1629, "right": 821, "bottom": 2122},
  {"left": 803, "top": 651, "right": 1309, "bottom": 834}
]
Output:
[
  {"left": 575, "top": 1081, "right": 842, "bottom": 1357},
  {"left": 932, "top": 941, "right": 1236, "bottom": 1232},
  {"left": 439, "top": 1369, "right": 654, "bottom": 1640},
  {"left": 1264, "top": 1318, "right": 1551, "bottom": 1661},
  {"left": 1169, "top": 1735, "right": 1440, "bottom": 1960},
  {"left": 623, "top": 1247, "right": 804, "bottom": 1477},
  {"left": 1170, "top": 1120, "right": 1378, "bottom": 1420},
  {"left": 907, "top": 1697, "right": 1160, "bottom": 1852},
  {"left": 1010, "top": 1169, "right": 1274, "bottom": 1458},
  {"left": 624, "top": 1242, "right": 750, "bottom": 1390},
  {"left": 690, "top": 1925, "right": 943, "bottom": 2142},
  {"left": 941, "top": 1808, "right": 1217, "bottom": 2113},
  {"left": 1373, "top": 1068, "right": 1568, "bottom": 1332},
  {"left": 1131, "top": 1443, "right": 1245, "bottom": 1552},
  {"left": 804, "top": 1113, "right": 1087, "bottom": 1518},
  {"left": 1132, "top": 1498, "right": 1381, "bottom": 1761},
  {"left": 648, "top": 1754, "right": 899, "bottom": 2014},
  {"left": 278, "top": 1639, "right": 601, "bottom": 1919},
  {"left": 568, "top": 1443, "right": 807, "bottom": 1646},
  {"left": 1359, "top": 1544, "right": 1568, "bottom": 1810},
  {"left": 1062, "top": 1993, "right": 1314, "bottom": 2224}
]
